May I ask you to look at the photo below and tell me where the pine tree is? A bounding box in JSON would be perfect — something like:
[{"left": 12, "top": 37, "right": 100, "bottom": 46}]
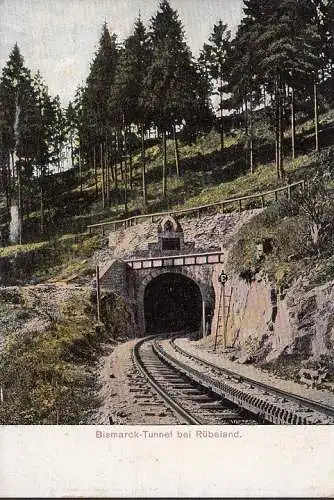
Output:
[
  {"left": 144, "top": 0, "right": 194, "bottom": 197},
  {"left": 227, "top": 15, "right": 261, "bottom": 171},
  {"left": 230, "top": 0, "right": 323, "bottom": 178},
  {"left": 81, "top": 23, "right": 119, "bottom": 208},
  {"left": 0, "top": 44, "right": 40, "bottom": 243},
  {"left": 0, "top": 45, "right": 67, "bottom": 242},
  {"left": 110, "top": 16, "right": 151, "bottom": 208},
  {"left": 202, "top": 21, "right": 231, "bottom": 151},
  {"left": 32, "top": 73, "right": 67, "bottom": 234}
]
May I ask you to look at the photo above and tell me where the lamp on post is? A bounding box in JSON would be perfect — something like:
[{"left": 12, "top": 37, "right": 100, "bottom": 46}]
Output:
[{"left": 214, "top": 270, "right": 228, "bottom": 351}]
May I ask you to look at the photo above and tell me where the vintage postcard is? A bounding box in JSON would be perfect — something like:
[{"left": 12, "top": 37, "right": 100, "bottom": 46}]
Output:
[{"left": 0, "top": 0, "right": 334, "bottom": 496}]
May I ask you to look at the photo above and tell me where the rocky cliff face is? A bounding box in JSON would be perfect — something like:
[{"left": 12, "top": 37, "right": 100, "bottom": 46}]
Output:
[{"left": 208, "top": 270, "right": 334, "bottom": 384}]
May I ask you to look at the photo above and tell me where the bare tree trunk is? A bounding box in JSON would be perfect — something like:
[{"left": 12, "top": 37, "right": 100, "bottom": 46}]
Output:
[
  {"left": 70, "top": 134, "right": 74, "bottom": 168},
  {"left": 278, "top": 84, "right": 284, "bottom": 178},
  {"left": 100, "top": 142, "right": 105, "bottom": 209},
  {"left": 220, "top": 71, "right": 224, "bottom": 151},
  {"left": 249, "top": 90, "right": 254, "bottom": 174},
  {"left": 141, "top": 126, "right": 147, "bottom": 208},
  {"left": 173, "top": 123, "right": 180, "bottom": 177},
  {"left": 162, "top": 128, "right": 167, "bottom": 198},
  {"left": 17, "top": 158, "right": 22, "bottom": 245},
  {"left": 4, "top": 150, "right": 11, "bottom": 211},
  {"left": 120, "top": 157, "right": 124, "bottom": 182},
  {"left": 105, "top": 146, "right": 110, "bottom": 207},
  {"left": 291, "top": 86, "right": 296, "bottom": 160},
  {"left": 314, "top": 80, "right": 319, "bottom": 152},
  {"left": 114, "top": 159, "right": 118, "bottom": 190},
  {"left": 78, "top": 149, "right": 82, "bottom": 194},
  {"left": 124, "top": 155, "right": 128, "bottom": 214},
  {"left": 244, "top": 96, "right": 248, "bottom": 168},
  {"left": 93, "top": 146, "right": 98, "bottom": 199},
  {"left": 275, "top": 79, "right": 280, "bottom": 179},
  {"left": 129, "top": 153, "right": 133, "bottom": 191},
  {"left": 126, "top": 125, "right": 133, "bottom": 190},
  {"left": 263, "top": 86, "right": 267, "bottom": 107},
  {"left": 40, "top": 168, "right": 44, "bottom": 235}
]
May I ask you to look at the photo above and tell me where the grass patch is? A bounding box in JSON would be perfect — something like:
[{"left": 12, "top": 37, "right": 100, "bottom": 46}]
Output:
[{"left": 0, "top": 233, "right": 102, "bottom": 284}]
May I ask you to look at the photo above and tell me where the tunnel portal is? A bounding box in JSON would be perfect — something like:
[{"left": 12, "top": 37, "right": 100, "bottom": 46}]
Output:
[{"left": 144, "top": 272, "right": 202, "bottom": 334}]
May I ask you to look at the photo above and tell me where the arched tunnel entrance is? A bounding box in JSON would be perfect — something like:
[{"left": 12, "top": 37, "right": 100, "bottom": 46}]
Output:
[{"left": 144, "top": 273, "right": 203, "bottom": 334}]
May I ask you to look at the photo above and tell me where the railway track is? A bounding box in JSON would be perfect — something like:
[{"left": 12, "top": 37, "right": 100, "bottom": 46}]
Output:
[
  {"left": 132, "top": 336, "right": 259, "bottom": 425},
  {"left": 131, "top": 334, "right": 334, "bottom": 425},
  {"left": 166, "top": 337, "right": 334, "bottom": 425}
]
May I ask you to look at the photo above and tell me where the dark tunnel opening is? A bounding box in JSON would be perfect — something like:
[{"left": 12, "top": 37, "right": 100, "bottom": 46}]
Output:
[{"left": 144, "top": 273, "right": 203, "bottom": 334}]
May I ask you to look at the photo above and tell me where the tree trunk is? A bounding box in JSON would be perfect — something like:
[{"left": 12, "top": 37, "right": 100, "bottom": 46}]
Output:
[
  {"left": 249, "top": 91, "right": 254, "bottom": 174},
  {"left": 40, "top": 174, "right": 44, "bottom": 236},
  {"left": 127, "top": 125, "right": 133, "bottom": 190},
  {"left": 314, "top": 81, "right": 319, "bottom": 152},
  {"left": 278, "top": 84, "right": 284, "bottom": 178},
  {"left": 173, "top": 123, "right": 180, "bottom": 177},
  {"left": 244, "top": 96, "right": 248, "bottom": 168},
  {"left": 220, "top": 72, "right": 224, "bottom": 151},
  {"left": 17, "top": 158, "right": 22, "bottom": 245},
  {"left": 114, "top": 159, "right": 118, "bottom": 190},
  {"left": 78, "top": 149, "right": 82, "bottom": 194},
  {"left": 291, "top": 86, "right": 296, "bottom": 160},
  {"left": 120, "top": 157, "right": 124, "bottom": 182},
  {"left": 105, "top": 146, "right": 110, "bottom": 207},
  {"left": 93, "top": 146, "right": 98, "bottom": 199},
  {"left": 3, "top": 150, "right": 11, "bottom": 211},
  {"left": 275, "top": 79, "right": 280, "bottom": 179},
  {"left": 70, "top": 134, "right": 74, "bottom": 168},
  {"left": 124, "top": 155, "right": 128, "bottom": 214},
  {"left": 129, "top": 153, "right": 133, "bottom": 190},
  {"left": 100, "top": 142, "right": 105, "bottom": 209},
  {"left": 162, "top": 129, "right": 167, "bottom": 198},
  {"left": 141, "top": 126, "right": 147, "bottom": 208}
]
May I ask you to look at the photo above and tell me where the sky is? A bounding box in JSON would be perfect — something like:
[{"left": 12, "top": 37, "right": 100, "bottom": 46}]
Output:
[{"left": 0, "top": 0, "right": 243, "bottom": 106}]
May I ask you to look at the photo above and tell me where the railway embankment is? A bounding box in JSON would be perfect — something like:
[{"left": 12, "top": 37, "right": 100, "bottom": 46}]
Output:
[
  {"left": 176, "top": 336, "right": 334, "bottom": 409},
  {"left": 0, "top": 283, "right": 134, "bottom": 424}
]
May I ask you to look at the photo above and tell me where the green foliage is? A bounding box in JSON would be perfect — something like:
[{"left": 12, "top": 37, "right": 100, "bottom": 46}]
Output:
[
  {"left": 228, "top": 179, "right": 334, "bottom": 288},
  {"left": 0, "top": 291, "right": 133, "bottom": 424},
  {"left": 0, "top": 294, "right": 97, "bottom": 424},
  {"left": 0, "top": 233, "right": 101, "bottom": 282}
]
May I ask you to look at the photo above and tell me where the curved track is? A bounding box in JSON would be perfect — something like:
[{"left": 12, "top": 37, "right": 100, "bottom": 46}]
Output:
[
  {"left": 131, "top": 334, "right": 334, "bottom": 425},
  {"left": 132, "top": 335, "right": 259, "bottom": 425},
  {"left": 168, "top": 338, "right": 334, "bottom": 424}
]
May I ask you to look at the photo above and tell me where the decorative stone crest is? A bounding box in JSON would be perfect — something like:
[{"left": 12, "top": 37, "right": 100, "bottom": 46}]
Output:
[{"left": 156, "top": 215, "right": 184, "bottom": 252}]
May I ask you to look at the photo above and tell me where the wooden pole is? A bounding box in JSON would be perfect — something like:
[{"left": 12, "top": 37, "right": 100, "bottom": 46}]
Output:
[
  {"left": 222, "top": 284, "right": 226, "bottom": 349},
  {"left": 202, "top": 299, "right": 206, "bottom": 338},
  {"left": 214, "top": 285, "right": 223, "bottom": 351}
]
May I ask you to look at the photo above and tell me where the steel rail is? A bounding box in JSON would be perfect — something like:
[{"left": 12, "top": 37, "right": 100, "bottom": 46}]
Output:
[
  {"left": 132, "top": 336, "right": 201, "bottom": 425},
  {"left": 171, "top": 339, "right": 334, "bottom": 420}
]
